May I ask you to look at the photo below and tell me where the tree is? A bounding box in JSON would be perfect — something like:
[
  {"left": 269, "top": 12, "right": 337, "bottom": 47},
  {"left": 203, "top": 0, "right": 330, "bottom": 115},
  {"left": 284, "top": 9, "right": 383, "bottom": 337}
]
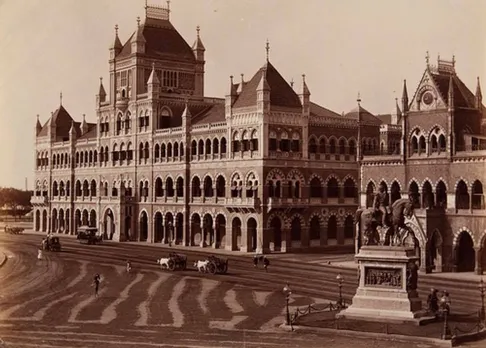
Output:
[{"left": 0, "top": 187, "right": 33, "bottom": 219}]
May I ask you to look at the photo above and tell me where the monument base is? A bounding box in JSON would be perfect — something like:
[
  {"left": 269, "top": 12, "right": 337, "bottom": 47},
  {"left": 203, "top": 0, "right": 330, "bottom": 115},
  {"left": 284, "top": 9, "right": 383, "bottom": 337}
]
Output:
[{"left": 337, "top": 246, "right": 432, "bottom": 325}]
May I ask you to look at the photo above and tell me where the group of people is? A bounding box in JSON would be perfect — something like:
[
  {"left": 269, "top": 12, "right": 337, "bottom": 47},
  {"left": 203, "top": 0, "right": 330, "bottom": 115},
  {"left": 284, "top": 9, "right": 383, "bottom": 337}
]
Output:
[
  {"left": 427, "top": 288, "right": 451, "bottom": 316},
  {"left": 253, "top": 254, "right": 270, "bottom": 271}
]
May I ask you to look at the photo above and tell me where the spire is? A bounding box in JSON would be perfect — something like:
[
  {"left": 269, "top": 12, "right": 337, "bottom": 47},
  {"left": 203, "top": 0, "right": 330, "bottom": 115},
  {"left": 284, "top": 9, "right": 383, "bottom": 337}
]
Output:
[
  {"left": 192, "top": 25, "right": 205, "bottom": 51},
  {"left": 257, "top": 69, "right": 270, "bottom": 91},
  {"left": 401, "top": 79, "right": 409, "bottom": 113},
  {"left": 98, "top": 77, "right": 106, "bottom": 98},
  {"left": 36, "top": 114, "right": 42, "bottom": 134},
  {"left": 81, "top": 114, "right": 88, "bottom": 135},
  {"left": 111, "top": 24, "right": 122, "bottom": 50},
  {"left": 391, "top": 97, "right": 401, "bottom": 124},
  {"left": 60, "top": 91, "right": 63, "bottom": 106},
  {"left": 69, "top": 120, "right": 76, "bottom": 137},
  {"left": 425, "top": 51, "right": 430, "bottom": 69},
  {"left": 448, "top": 74, "right": 454, "bottom": 111},
  {"left": 475, "top": 76, "right": 482, "bottom": 109},
  {"left": 147, "top": 62, "right": 160, "bottom": 85},
  {"left": 301, "top": 74, "right": 310, "bottom": 96},
  {"left": 357, "top": 92, "right": 362, "bottom": 107},
  {"left": 290, "top": 78, "right": 294, "bottom": 89},
  {"left": 265, "top": 39, "right": 270, "bottom": 62},
  {"left": 182, "top": 102, "right": 192, "bottom": 118},
  {"left": 237, "top": 74, "right": 245, "bottom": 94},
  {"left": 227, "top": 75, "right": 237, "bottom": 96}
]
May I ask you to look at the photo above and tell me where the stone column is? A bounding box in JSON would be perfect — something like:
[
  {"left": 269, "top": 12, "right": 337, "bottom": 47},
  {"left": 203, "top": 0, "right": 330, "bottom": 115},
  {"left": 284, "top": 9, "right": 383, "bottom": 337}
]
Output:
[
  {"left": 475, "top": 247, "right": 483, "bottom": 275},
  {"left": 212, "top": 220, "right": 217, "bottom": 249},
  {"left": 199, "top": 221, "right": 206, "bottom": 247},
  {"left": 260, "top": 227, "right": 271, "bottom": 253}
]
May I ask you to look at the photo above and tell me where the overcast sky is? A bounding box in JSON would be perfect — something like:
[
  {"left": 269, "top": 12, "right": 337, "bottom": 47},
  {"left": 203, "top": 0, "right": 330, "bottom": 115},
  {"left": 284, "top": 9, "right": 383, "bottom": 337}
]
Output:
[{"left": 0, "top": 0, "right": 485, "bottom": 190}]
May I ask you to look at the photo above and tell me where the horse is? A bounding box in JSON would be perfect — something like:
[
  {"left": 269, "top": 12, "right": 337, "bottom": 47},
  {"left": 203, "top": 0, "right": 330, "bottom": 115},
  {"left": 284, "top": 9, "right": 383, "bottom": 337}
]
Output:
[
  {"left": 355, "top": 197, "right": 414, "bottom": 246},
  {"left": 156, "top": 257, "right": 171, "bottom": 269},
  {"left": 194, "top": 260, "right": 209, "bottom": 273}
]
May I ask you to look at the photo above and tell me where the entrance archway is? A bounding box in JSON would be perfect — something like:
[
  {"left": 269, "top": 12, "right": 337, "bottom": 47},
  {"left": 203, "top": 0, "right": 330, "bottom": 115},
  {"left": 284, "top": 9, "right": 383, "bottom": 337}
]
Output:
[
  {"left": 89, "top": 210, "right": 96, "bottom": 228},
  {"left": 154, "top": 212, "right": 163, "bottom": 243},
  {"left": 270, "top": 217, "right": 282, "bottom": 251},
  {"left": 456, "top": 231, "right": 475, "bottom": 272},
  {"left": 231, "top": 217, "right": 242, "bottom": 251},
  {"left": 203, "top": 214, "right": 214, "bottom": 247},
  {"left": 290, "top": 217, "right": 301, "bottom": 247},
  {"left": 176, "top": 213, "right": 184, "bottom": 244},
  {"left": 309, "top": 216, "right": 320, "bottom": 246},
  {"left": 125, "top": 216, "right": 131, "bottom": 241},
  {"left": 103, "top": 208, "right": 115, "bottom": 240},
  {"left": 35, "top": 210, "right": 40, "bottom": 231},
  {"left": 59, "top": 209, "right": 65, "bottom": 233},
  {"left": 427, "top": 229, "right": 443, "bottom": 272},
  {"left": 51, "top": 209, "right": 58, "bottom": 233},
  {"left": 139, "top": 211, "right": 148, "bottom": 241},
  {"left": 191, "top": 214, "right": 201, "bottom": 245},
  {"left": 247, "top": 217, "right": 257, "bottom": 252},
  {"left": 165, "top": 212, "right": 174, "bottom": 243},
  {"left": 216, "top": 214, "right": 226, "bottom": 248},
  {"left": 42, "top": 210, "right": 47, "bottom": 232},
  {"left": 82, "top": 209, "right": 89, "bottom": 226}
]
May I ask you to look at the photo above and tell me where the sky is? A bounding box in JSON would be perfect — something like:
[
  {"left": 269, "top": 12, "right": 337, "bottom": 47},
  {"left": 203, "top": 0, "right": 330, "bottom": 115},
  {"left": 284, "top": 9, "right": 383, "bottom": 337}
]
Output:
[{"left": 0, "top": 0, "right": 485, "bottom": 190}]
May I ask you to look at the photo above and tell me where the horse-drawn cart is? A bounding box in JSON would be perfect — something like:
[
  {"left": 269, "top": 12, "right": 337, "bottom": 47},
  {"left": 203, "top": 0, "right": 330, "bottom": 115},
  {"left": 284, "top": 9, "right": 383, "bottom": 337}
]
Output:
[
  {"left": 158, "top": 253, "right": 187, "bottom": 271},
  {"left": 4, "top": 226, "right": 24, "bottom": 234},
  {"left": 42, "top": 236, "right": 61, "bottom": 252},
  {"left": 206, "top": 255, "right": 228, "bottom": 274}
]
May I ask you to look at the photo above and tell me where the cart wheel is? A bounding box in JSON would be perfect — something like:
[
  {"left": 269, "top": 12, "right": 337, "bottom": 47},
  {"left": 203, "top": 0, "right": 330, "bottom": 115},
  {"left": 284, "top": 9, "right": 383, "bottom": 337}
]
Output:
[
  {"left": 168, "top": 260, "right": 175, "bottom": 271},
  {"left": 208, "top": 263, "right": 217, "bottom": 275}
]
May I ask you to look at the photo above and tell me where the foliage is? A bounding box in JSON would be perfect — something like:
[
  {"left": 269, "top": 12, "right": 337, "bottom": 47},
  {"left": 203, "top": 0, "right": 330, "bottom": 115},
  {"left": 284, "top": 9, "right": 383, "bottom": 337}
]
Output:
[{"left": 0, "top": 187, "right": 33, "bottom": 219}]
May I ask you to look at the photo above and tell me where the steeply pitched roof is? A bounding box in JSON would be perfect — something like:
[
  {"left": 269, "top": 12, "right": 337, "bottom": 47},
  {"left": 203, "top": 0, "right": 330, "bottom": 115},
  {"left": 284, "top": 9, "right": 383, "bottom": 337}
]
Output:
[
  {"left": 232, "top": 62, "right": 302, "bottom": 109},
  {"left": 310, "top": 102, "right": 340, "bottom": 118},
  {"left": 343, "top": 105, "right": 383, "bottom": 125},
  {"left": 37, "top": 105, "right": 75, "bottom": 138},
  {"left": 78, "top": 123, "right": 97, "bottom": 140},
  {"left": 117, "top": 18, "right": 195, "bottom": 62},
  {"left": 191, "top": 103, "right": 226, "bottom": 125},
  {"left": 430, "top": 72, "right": 474, "bottom": 108}
]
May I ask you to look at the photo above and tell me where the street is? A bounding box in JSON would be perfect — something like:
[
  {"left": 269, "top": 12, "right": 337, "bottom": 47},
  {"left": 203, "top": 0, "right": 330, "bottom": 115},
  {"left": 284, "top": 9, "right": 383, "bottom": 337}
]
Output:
[{"left": 0, "top": 233, "right": 480, "bottom": 347}]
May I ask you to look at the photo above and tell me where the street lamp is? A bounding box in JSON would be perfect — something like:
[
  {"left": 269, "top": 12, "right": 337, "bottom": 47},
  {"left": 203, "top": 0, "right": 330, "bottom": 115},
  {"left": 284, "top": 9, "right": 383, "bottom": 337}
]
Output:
[
  {"left": 479, "top": 278, "right": 486, "bottom": 322},
  {"left": 283, "top": 283, "right": 292, "bottom": 326},
  {"left": 336, "top": 273, "right": 344, "bottom": 308},
  {"left": 440, "top": 293, "right": 452, "bottom": 340}
]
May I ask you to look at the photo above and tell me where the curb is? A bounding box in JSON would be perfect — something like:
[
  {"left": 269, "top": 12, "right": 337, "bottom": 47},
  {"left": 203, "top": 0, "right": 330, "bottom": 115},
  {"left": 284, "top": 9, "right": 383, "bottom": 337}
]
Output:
[{"left": 279, "top": 324, "right": 454, "bottom": 348}]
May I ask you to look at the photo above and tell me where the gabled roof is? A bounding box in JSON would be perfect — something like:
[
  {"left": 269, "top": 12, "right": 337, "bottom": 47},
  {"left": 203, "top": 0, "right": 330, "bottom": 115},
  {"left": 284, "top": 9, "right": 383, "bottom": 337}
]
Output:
[
  {"left": 37, "top": 105, "right": 75, "bottom": 138},
  {"left": 78, "top": 124, "right": 97, "bottom": 140},
  {"left": 232, "top": 61, "right": 302, "bottom": 109},
  {"left": 117, "top": 18, "right": 195, "bottom": 62},
  {"left": 343, "top": 105, "right": 383, "bottom": 125},
  {"left": 430, "top": 72, "right": 474, "bottom": 108},
  {"left": 191, "top": 103, "right": 226, "bottom": 125},
  {"left": 310, "top": 102, "right": 340, "bottom": 118}
]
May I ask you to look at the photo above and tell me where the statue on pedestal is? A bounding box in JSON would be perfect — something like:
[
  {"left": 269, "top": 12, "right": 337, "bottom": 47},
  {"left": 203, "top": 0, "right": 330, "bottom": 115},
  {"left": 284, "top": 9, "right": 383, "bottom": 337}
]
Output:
[{"left": 355, "top": 191, "right": 415, "bottom": 247}]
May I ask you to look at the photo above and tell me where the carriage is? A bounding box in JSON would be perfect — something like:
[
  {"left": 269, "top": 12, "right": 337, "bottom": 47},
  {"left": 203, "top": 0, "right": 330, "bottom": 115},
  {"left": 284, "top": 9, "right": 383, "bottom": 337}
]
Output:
[
  {"left": 4, "top": 226, "right": 24, "bottom": 234},
  {"left": 76, "top": 226, "right": 103, "bottom": 245},
  {"left": 163, "top": 253, "right": 187, "bottom": 271},
  {"left": 42, "top": 236, "right": 61, "bottom": 252},
  {"left": 206, "top": 255, "right": 228, "bottom": 274}
]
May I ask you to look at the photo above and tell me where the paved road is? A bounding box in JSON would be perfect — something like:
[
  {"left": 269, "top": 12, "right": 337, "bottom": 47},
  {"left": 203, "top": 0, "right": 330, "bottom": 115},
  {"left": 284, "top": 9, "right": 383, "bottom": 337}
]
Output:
[{"left": 0, "top": 233, "right": 479, "bottom": 348}]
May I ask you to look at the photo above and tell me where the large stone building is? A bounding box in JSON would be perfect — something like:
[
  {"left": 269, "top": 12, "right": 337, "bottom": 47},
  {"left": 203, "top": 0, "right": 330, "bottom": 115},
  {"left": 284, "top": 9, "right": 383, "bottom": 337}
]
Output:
[
  {"left": 31, "top": 3, "right": 379, "bottom": 253},
  {"left": 360, "top": 54, "right": 486, "bottom": 274}
]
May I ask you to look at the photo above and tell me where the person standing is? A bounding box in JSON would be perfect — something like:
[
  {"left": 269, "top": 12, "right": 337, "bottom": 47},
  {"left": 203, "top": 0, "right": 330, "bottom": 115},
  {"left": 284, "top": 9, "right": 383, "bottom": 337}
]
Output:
[
  {"left": 263, "top": 256, "right": 269, "bottom": 272},
  {"left": 126, "top": 260, "right": 132, "bottom": 273},
  {"left": 37, "top": 248, "right": 43, "bottom": 261},
  {"left": 93, "top": 274, "right": 101, "bottom": 297}
]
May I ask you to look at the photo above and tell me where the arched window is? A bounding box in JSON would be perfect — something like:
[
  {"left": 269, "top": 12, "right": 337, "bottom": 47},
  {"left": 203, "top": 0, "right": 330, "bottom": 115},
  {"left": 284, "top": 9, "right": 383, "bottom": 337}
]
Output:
[
  {"left": 308, "top": 138, "right": 317, "bottom": 154},
  {"left": 343, "top": 178, "right": 356, "bottom": 198},
  {"left": 472, "top": 180, "right": 484, "bottom": 210},
  {"left": 339, "top": 138, "right": 346, "bottom": 155},
  {"left": 327, "top": 177, "right": 339, "bottom": 198},
  {"left": 455, "top": 180, "right": 469, "bottom": 210},
  {"left": 309, "top": 177, "right": 322, "bottom": 198}
]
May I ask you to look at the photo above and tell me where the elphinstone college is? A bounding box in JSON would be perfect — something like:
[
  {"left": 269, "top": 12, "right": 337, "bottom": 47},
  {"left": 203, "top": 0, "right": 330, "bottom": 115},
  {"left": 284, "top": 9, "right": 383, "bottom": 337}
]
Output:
[{"left": 32, "top": 3, "right": 486, "bottom": 274}]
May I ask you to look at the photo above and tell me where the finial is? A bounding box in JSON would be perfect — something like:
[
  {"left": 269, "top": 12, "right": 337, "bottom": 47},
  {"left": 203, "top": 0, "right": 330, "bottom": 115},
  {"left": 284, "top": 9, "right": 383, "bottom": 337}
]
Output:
[
  {"left": 357, "top": 92, "right": 361, "bottom": 105},
  {"left": 99, "top": 77, "right": 103, "bottom": 84},
  {"left": 37, "top": 114, "right": 39, "bottom": 120},
  {"left": 425, "top": 51, "right": 429, "bottom": 66},
  {"left": 115, "top": 24, "right": 119, "bottom": 36},
  {"left": 230, "top": 75, "right": 234, "bottom": 84},
  {"left": 196, "top": 25, "right": 200, "bottom": 37},
  {"left": 137, "top": 16, "right": 141, "bottom": 27},
  {"left": 145, "top": 0, "right": 148, "bottom": 9},
  {"left": 452, "top": 55, "right": 456, "bottom": 67},
  {"left": 60, "top": 91, "right": 63, "bottom": 106},
  {"left": 265, "top": 39, "right": 270, "bottom": 61},
  {"left": 302, "top": 74, "right": 306, "bottom": 82},
  {"left": 240, "top": 73, "right": 244, "bottom": 83},
  {"left": 290, "top": 78, "right": 294, "bottom": 88},
  {"left": 438, "top": 53, "right": 441, "bottom": 62},
  {"left": 167, "top": 0, "right": 171, "bottom": 11},
  {"left": 152, "top": 62, "right": 155, "bottom": 70},
  {"left": 83, "top": 114, "right": 86, "bottom": 121}
]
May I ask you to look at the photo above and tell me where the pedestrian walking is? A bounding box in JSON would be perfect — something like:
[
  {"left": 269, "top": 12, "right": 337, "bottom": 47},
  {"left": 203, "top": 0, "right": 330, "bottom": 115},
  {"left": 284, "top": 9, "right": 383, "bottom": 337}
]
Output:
[
  {"left": 253, "top": 255, "right": 259, "bottom": 268},
  {"left": 93, "top": 274, "right": 101, "bottom": 297},
  {"left": 37, "top": 249, "right": 43, "bottom": 261},
  {"left": 263, "top": 256, "right": 269, "bottom": 272},
  {"left": 126, "top": 260, "right": 132, "bottom": 273}
]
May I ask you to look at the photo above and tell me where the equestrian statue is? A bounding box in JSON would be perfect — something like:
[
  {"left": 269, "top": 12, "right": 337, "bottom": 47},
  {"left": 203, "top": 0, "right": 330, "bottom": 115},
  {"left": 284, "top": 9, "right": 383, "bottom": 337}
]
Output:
[{"left": 355, "top": 183, "right": 416, "bottom": 246}]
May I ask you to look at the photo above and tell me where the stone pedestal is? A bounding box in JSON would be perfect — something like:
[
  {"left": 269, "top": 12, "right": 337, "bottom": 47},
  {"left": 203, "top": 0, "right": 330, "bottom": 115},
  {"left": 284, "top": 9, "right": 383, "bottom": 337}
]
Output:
[{"left": 337, "top": 246, "right": 430, "bottom": 324}]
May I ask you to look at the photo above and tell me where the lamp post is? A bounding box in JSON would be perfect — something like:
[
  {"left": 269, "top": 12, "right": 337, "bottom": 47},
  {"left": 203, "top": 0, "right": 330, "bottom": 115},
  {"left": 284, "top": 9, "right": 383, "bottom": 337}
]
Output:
[
  {"left": 283, "top": 284, "right": 292, "bottom": 326},
  {"left": 479, "top": 278, "right": 486, "bottom": 322},
  {"left": 440, "top": 293, "right": 452, "bottom": 340},
  {"left": 336, "top": 273, "right": 344, "bottom": 308}
]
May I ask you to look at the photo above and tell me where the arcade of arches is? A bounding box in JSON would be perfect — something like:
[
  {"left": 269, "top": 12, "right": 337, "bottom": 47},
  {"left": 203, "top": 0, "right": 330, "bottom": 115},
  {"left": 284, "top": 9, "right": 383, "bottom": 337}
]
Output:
[{"left": 33, "top": 207, "right": 355, "bottom": 253}]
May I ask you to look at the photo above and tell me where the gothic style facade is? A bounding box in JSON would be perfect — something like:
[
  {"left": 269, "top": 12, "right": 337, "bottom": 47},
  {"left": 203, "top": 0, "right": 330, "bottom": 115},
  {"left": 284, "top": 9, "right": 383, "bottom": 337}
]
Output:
[
  {"left": 31, "top": 3, "right": 376, "bottom": 253},
  {"left": 360, "top": 55, "right": 486, "bottom": 274}
]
